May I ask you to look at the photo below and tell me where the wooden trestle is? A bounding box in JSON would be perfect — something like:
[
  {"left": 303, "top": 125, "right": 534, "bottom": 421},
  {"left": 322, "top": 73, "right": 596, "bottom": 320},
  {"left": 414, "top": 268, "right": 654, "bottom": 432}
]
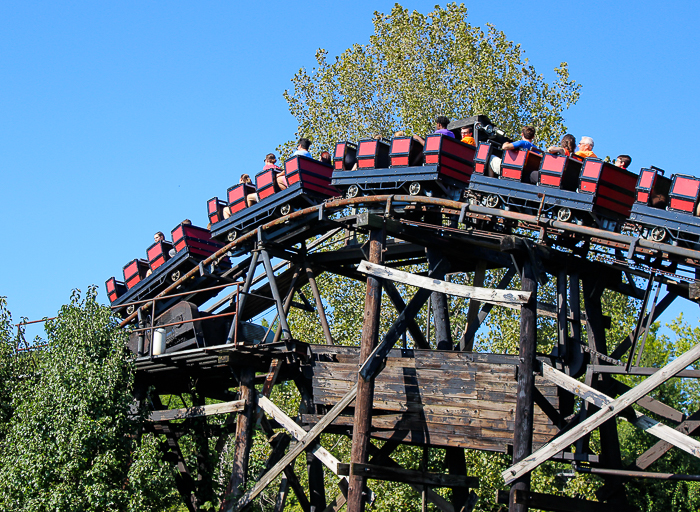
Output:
[{"left": 130, "top": 195, "right": 700, "bottom": 512}]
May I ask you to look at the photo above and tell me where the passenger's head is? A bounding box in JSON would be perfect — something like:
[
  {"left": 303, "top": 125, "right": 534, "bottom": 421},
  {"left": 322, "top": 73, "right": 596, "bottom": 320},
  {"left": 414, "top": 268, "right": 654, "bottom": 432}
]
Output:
[
  {"left": 373, "top": 133, "right": 382, "bottom": 140},
  {"left": 265, "top": 153, "right": 277, "bottom": 164},
  {"left": 154, "top": 231, "right": 165, "bottom": 243},
  {"left": 297, "top": 138, "right": 311, "bottom": 150},
  {"left": 240, "top": 174, "right": 252, "bottom": 184},
  {"left": 521, "top": 126, "right": 536, "bottom": 141},
  {"left": 320, "top": 151, "right": 332, "bottom": 165},
  {"left": 435, "top": 116, "right": 450, "bottom": 129},
  {"left": 394, "top": 131, "right": 406, "bottom": 137},
  {"left": 615, "top": 154, "right": 632, "bottom": 169},
  {"left": 181, "top": 219, "right": 192, "bottom": 225},
  {"left": 579, "top": 136, "right": 594, "bottom": 150},
  {"left": 561, "top": 134, "right": 576, "bottom": 155},
  {"left": 461, "top": 126, "right": 473, "bottom": 137}
]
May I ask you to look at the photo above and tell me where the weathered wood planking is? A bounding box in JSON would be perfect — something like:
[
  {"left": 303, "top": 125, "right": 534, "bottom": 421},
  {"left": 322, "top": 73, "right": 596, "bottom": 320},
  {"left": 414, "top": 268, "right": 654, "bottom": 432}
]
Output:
[{"left": 306, "top": 347, "right": 560, "bottom": 452}]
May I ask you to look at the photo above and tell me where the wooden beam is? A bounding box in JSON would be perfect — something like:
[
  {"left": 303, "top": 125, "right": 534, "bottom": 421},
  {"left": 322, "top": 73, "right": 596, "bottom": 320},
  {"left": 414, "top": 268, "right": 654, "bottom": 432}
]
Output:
[
  {"left": 223, "top": 368, "right": 256, "bottom": 507},
  {"left": 383, "top": 280, "right": 430, "bottom": 349},
  {"left": 149, "top": 400, "right": 244, "bottom": 422},
  {"left": 349, "top": 228, "right": 385, "bottom": 512},
  {"left": 496, "top": 490, "right": 640, "bottom": 512},
  {"left": 503, "top": 341, "right": 700, "bottom": 484},
  {"left": 510, "top": 258, "right": 538, "bottom": 512},
  {"left": 358, "top": 260, "right": 530, "bottom": 308},
  {"left": 636, "top": 409, "right": 700, "bottom": 469},
  {"left": 258, "top": 394, "right": 340, "bottom": 474},
  {"left": 359, "top": 259, "right": 451, "bottom": 381},
  {"left": 229, "top": 384, "right": 358, "bottom": 512},
  {"left": 338, "top": 463, "right": 478, "bottom": 489},
  {"left": 272, "top": 475, "right": 289, "bottom": 512},
  {"left": 542, "top": 363, "right": 700, "bottom": 459}
]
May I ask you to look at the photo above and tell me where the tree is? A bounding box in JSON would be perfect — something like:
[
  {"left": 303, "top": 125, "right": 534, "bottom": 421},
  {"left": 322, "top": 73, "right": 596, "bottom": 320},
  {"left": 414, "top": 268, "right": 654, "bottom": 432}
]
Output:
[
  {"left": 282, "top": 3, "right": 580, "bottom": 156},
  {"left": 0, "top": 288, "right": 178, "bottom": 511}
]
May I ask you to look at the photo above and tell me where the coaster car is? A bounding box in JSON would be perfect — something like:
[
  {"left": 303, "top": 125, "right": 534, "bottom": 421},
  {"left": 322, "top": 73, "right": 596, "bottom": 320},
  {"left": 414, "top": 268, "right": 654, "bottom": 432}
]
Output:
[{"left": 209, "top": 155, "right": 338, "bottom": 243}]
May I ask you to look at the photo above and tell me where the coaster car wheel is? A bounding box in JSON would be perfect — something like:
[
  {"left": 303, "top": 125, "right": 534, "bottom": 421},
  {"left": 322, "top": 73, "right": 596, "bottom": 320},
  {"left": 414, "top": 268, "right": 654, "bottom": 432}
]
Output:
[
  {"left": 556, "top": 207, "right": 573, "bottom": 222},
  {"left": 648, "top": 226, "right": 667, "bottom": 243},
  {"left": 171, "top": 270, "right": 181, "bottom": 282},
  {"left": 346, "top": 184, "right": 360, "bottom": 199},
  {"left": 227, "top": 230, "right": 238, "bottom": 242},
  {"left": 126, "top": 304, "right": 135, "bottom": 315},
  {"left": 408, "top": 182, "right": 422, "bottom": 196},
  {"left": 483, "top": 194, "right": 500, "bottom": 208},
  {"left": 279, "top": 203, "right": 292, "bottom": 216}
]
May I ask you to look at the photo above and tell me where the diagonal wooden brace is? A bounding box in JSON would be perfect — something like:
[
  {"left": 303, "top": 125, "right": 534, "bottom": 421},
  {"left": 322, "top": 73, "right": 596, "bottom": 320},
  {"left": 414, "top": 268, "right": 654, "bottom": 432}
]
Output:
[
  {"left": 503, "top": 341, "right": 700, "bottom": 484},
  {"left": 358, "top": 260, "right": 530, "bottom": 308},
  {"left": 228, "top": 384, "right": 358, "bottom": 512},
  {"left": 541, "top": 362, "right": 700, "bottom": 459}
]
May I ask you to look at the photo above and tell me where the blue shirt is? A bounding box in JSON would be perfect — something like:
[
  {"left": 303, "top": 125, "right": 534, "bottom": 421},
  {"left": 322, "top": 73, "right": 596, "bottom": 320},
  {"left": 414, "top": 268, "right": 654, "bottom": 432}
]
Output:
[
  {"left": 434, "top": 128, "right": 455, "bottom": 138},
  {"left": 511, "top": 140, "right": 537, "bottom": 151},
  {"left": 293, "top": 149, "right": 312, "bottom": 158}
]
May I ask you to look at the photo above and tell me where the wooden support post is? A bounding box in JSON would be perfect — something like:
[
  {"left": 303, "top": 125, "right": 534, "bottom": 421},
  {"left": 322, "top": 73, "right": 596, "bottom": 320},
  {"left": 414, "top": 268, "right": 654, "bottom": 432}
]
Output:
[
  {"left": 273, "top": 475, "right": 289, "bottom": 512},
  {"left": 582, "top": 277, "right": 626, "bottom": 502},
  {"left": 308, "top": 451, "right": 327, "bottom": 511},
  {"left": 556, "top": 270, "right": 568, "bottom": 371},
  {"left": 445, "top": 447, "right": 470, "bottom": 511},
  {"left": 427, "top": 248, "right": 452, "bottom": 350},
  {"left": 305, "top": 263, "right": 334, "bottom": 344},
  {"left": 509, "top": 258, "right": 538, "bottom": 512},
  {"left": 260, "top": 248, "right": 291, "bottom": 340},
  {"left": 223, "top": 367, "right": 256, "bottom": 508},
  {"left": 348, "top": 228, "right": 385, "bottom": 512}
]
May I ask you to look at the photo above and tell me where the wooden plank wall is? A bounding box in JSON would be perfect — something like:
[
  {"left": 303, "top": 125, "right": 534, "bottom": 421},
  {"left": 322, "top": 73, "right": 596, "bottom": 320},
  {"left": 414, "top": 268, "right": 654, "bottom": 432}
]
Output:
[{"left": 305, "top": 346, "right": 560, "bottom": 452}]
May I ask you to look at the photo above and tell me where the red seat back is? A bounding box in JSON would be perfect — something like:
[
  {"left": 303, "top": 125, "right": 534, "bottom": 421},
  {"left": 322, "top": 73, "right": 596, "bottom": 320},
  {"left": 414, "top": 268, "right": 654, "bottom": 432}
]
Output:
[
  {"left": 123, "top": 259, "right": 150, "bottom": 289},
  {"left": 669, "top": 174, "right": 700, "bottom": 214},
  {"left": 105, "top": 277, "right": 126, "bottom": 303},
  {"left": 147, "top": 240, "right": 174, "bottom": 271},
  {"left": 207, "top": 197, "right": 227, "bottom": 224},
  {"left": 473, "top": 142, "right": 493, "bottom": 175},
  {"left": 333, "top": 141, "right": 357, "bottom": 171},
  {"left": 538, "top": 154, "right": 582, "bottom": 191},
  {"left": 501, "top": 149, "right": 542, "bottom": 182},
  {"left": 356, "top": 139, "right": 390, "bottom": 169}
]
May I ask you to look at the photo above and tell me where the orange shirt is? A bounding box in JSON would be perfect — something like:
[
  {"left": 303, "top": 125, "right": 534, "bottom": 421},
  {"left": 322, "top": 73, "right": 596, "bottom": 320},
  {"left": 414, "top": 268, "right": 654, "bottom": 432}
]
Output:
[
  {"left": 461, "top": 136, "right": 476, "bottom": 146},
  {"left": 575, "top": 149, "right": 598, "bottom": 159}
]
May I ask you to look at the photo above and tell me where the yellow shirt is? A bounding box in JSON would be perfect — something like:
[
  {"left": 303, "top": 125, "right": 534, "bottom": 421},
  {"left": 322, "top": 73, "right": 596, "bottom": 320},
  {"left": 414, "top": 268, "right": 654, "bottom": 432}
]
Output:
[
  {"left": 461, "top": 136, "right": 476, "bottom": 146},
  {"left": 575, "top": 150, "right": 598, "bottom": 159}
]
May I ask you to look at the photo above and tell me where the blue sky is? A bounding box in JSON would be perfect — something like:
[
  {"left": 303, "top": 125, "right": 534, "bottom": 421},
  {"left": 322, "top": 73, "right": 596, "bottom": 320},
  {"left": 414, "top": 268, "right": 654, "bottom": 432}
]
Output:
[{"left": 2, "top": 1, "right": 699, "bottom": 340}]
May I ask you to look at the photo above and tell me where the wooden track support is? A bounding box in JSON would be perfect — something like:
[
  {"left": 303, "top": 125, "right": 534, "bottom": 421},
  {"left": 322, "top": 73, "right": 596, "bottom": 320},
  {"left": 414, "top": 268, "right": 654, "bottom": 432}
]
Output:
[{"left": 348, "top": 228, "right": 386, "bottom": 512}]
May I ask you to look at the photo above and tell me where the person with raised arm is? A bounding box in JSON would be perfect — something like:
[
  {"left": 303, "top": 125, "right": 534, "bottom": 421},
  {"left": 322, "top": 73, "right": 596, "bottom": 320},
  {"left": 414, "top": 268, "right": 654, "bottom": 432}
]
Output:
[
  {"left": 548, "top": 134, "right": 576, "bottom": 157},
  {"left": 489, "top": 125, "right": 537, "bottom": 176}
]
